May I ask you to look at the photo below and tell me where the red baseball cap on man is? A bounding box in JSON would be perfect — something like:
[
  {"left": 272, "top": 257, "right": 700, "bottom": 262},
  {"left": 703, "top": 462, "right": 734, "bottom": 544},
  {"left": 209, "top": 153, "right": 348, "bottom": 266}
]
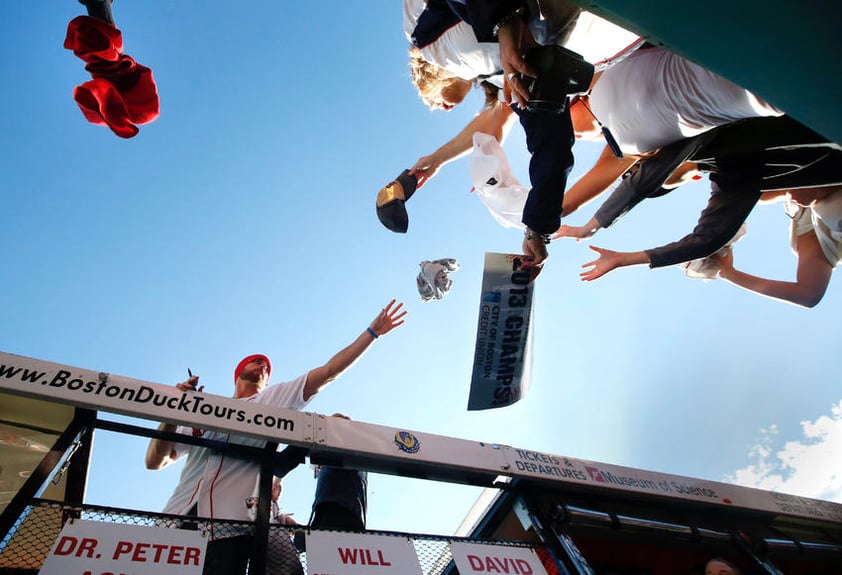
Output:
[{"left": 234, "top": 354, "right": 272, "bottom": 383}]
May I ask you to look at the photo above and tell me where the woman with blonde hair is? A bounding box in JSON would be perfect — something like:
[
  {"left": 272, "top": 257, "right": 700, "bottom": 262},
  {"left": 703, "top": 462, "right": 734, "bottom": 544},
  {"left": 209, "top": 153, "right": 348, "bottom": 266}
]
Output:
[{"left": 407, "top": 46, "right": 478, "bottom": 111}]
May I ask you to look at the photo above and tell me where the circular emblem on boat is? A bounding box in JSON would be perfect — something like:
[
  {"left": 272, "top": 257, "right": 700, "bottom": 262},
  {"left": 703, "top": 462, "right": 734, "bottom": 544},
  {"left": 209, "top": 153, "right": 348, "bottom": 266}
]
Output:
[{"left": 394, "top": 431, "right": 421, "bottom": 454}]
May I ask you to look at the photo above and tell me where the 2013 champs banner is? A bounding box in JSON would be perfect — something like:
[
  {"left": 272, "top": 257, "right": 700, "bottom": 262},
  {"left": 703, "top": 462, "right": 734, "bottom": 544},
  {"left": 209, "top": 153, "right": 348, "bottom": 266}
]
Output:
[{"left": 468, "top": 253, "right": 538, "bottom": 411}]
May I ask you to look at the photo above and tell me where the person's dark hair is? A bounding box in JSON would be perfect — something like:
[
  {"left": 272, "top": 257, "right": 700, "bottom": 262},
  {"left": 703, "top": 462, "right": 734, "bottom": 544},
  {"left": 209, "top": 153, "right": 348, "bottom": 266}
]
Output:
[{"left": 706, "top": 557, "right": 743, "bottom": 575}]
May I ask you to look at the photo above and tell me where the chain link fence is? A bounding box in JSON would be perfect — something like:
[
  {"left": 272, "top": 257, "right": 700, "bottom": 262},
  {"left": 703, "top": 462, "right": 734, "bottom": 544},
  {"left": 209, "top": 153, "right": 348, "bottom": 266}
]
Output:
[{"left": 0, "top": 499, "right": 550, "bottom": 575}]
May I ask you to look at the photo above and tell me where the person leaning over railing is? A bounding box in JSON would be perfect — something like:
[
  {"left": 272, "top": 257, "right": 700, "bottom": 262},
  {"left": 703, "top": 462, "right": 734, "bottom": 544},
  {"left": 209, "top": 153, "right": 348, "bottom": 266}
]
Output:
[
  {"left": 707, "top": 187, "right": 842, "bottom": 308},
  {"left": 407, "top": 0, "right": 581, "bottom": 269},
  {"left": 551, "top": 116, "right": 842, "bottom": 292}
]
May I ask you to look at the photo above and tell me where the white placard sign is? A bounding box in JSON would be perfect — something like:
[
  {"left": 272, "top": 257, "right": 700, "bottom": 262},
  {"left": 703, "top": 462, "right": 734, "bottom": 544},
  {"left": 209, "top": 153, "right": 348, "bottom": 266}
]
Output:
[
  {"left": 305, "top": 531, "right": 422, "bottom": 574},
  {"left": 450, "top": 541, "right": 548, "bottom": 575},
  {"left": 39, "top": 519, "right": 206, "bottom": 575}
]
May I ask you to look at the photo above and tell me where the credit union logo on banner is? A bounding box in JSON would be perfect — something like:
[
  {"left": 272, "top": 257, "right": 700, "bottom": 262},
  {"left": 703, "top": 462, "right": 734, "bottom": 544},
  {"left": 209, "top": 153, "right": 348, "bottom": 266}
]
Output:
[
  {"left": 394, "top": 431, "right": 421, "bottom": 454},
  {"left": 482, "top": 291, "right": 501, "bottom": 303}
]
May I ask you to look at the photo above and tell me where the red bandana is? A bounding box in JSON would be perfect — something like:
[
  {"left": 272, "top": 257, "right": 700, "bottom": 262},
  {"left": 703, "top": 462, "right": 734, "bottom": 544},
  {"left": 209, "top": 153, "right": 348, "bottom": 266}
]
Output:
[{"left": 64, "top": 16, "right": 159, "bottom": 138}]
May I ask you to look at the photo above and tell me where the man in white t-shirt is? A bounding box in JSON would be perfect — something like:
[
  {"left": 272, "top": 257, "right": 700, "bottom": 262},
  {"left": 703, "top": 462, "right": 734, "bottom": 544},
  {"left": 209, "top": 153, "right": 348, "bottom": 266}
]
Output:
[
  {"left": 145, "top": 299, "right": 406, "bottom": 575},
  {"left": 583, "top": 45, "right": 782, "bottom": 156}
]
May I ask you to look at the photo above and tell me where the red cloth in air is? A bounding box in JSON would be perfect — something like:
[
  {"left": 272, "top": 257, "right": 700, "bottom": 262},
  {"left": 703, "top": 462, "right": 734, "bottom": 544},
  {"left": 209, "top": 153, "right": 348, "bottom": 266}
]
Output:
[{"left": 64, "top": 16, "right": 159, "bottom": 138}]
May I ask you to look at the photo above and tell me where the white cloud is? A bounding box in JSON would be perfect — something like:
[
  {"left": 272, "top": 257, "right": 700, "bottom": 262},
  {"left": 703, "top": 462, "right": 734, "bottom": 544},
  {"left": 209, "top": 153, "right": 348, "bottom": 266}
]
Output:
[{"left": 729, "top": 401, "right": 842, "bottom": 503}]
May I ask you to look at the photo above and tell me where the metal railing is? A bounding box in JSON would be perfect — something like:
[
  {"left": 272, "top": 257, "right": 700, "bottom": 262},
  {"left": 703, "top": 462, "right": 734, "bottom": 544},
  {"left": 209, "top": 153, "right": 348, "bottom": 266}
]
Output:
[{"left": 0, "top": 500, "right": 549, "bottom": 575}]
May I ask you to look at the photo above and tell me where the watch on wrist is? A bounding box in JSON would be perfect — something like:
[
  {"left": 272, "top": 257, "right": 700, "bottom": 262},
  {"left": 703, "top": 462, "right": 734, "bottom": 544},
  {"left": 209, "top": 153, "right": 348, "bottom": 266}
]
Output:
[
  {"left": 492, "top": 5, "right": 526, "bottom": 38},
  {"left": 524, "top": 227, "right": 551, "bottom": 244}
]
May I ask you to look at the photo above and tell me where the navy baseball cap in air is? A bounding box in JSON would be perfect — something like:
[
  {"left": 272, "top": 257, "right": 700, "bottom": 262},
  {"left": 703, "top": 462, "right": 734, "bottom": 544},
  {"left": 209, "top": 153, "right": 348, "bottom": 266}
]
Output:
[{"left": 376, "top": 169, "right": 417, "bottom": 233}]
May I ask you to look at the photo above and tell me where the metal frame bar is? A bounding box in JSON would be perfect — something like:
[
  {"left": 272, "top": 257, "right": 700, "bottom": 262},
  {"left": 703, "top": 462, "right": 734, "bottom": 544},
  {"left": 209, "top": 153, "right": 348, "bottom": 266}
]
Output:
[
  {"left": 2, "top": 351, "right": 839, "bottom": 528},
  {"left": 0, "top": 409, "right": 91, "bottom": 541},
  {"left": 64, "top": 409, "right": 95, "bottom": 508}
]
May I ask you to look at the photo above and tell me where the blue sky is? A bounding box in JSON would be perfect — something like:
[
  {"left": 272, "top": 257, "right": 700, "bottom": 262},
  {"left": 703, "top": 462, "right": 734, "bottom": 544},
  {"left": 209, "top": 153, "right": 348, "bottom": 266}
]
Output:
[{"left": 1, "top": 2, "right": 840, "bottom": 536}]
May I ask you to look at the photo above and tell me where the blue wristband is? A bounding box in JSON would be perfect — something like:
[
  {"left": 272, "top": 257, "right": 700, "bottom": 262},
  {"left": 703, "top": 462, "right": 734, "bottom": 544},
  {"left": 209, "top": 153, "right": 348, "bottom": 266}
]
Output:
[{"left": 366, "top": 327, "right": 379, "bottom": 339}]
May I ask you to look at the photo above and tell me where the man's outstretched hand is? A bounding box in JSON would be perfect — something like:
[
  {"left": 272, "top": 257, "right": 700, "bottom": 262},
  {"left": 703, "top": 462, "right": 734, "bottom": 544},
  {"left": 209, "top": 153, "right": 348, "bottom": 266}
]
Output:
[
  {"left": 580, "top": 246, "right": 650, "bottom": 281},
  {"left": 369, "top": 299, "right": 407, "bottom": 336},
  {"left": 409, "top": 154, "right": 443, "bottom": 189}
]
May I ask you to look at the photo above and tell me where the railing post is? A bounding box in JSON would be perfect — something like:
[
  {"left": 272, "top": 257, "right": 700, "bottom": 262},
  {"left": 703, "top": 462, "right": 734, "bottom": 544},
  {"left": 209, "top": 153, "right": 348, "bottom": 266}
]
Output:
[
  {"left": 515, "top": 484, "right": 596, "bottom": 575},
  {"left": 0, "top": 410, "right": 91, "bottom": 541}
]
